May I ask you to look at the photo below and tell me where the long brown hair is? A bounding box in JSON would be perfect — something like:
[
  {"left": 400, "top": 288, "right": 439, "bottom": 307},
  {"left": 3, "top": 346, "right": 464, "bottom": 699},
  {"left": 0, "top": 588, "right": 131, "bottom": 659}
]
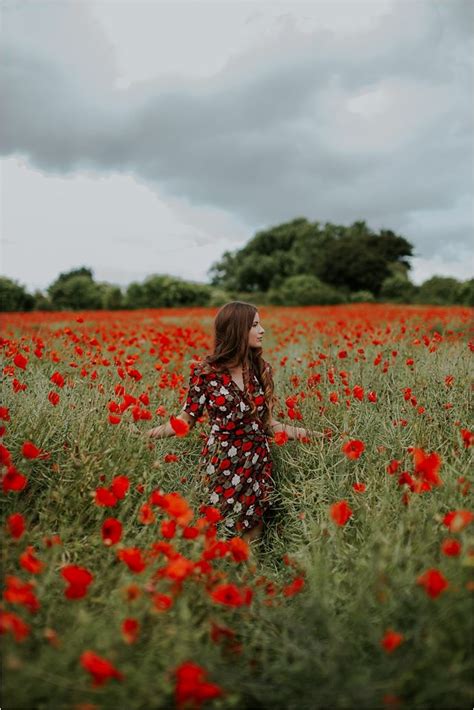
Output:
[{"left": 198, "top": 301, "right": 278, "bottom": 435}]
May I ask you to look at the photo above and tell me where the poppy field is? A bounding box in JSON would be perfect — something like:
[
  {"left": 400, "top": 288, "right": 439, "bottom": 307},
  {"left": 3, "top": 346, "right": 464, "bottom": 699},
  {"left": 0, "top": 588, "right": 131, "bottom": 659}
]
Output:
[{"left": 1, "top": 303, "right": 473, "bottom": 710}]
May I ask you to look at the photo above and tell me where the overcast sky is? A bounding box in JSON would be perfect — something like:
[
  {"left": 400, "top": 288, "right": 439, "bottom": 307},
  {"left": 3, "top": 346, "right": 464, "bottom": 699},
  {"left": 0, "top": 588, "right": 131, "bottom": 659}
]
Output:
[{"left": 1, "top": 0, "right": 473, "bottom": 293}]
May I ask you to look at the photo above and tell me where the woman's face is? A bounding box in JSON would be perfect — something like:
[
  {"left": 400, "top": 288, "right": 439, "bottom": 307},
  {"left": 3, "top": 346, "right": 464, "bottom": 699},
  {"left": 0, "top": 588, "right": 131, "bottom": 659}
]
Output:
[{"left": 248, "top": 311, "right": 265, "bottom": 348}]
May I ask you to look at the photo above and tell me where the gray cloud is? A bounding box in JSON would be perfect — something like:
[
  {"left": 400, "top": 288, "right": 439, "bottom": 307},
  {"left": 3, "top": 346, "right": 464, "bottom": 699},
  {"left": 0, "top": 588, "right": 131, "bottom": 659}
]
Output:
[{"left": 1, "top": 0, "right": 473, "bottom": 269}]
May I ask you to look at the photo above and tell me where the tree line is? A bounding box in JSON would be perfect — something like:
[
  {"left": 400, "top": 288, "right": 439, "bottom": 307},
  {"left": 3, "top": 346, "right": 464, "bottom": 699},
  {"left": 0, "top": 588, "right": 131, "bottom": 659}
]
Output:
[{"left": 1, "top": 219, "right": 472, "bottom": 311}]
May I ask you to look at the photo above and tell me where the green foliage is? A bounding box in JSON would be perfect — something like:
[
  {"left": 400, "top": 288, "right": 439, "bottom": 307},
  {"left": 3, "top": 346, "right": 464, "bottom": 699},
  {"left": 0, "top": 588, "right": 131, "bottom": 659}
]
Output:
[
  {"left": 350, "top": 290, "right": 376, "bottom": 303},
  {"left": 209, "top": 218, "right": 413, "bottom": 297},
  {"left": 268, "top": 274, "right": 346, "bottom": 305},
  {"left": 100, "top": 284, "right": 124, "bottom": 310},
  {"left": 416, "top": 276, "right": 470, "bottom": 306},
  {"left": 47, "top": 267, "right": 103, "bottom": 310},
  {"left": 0, "top": 277, "right": 35, "bottom": 312},
  {"left": 380, "top": 276, "right": 418, "bottom": 304}
]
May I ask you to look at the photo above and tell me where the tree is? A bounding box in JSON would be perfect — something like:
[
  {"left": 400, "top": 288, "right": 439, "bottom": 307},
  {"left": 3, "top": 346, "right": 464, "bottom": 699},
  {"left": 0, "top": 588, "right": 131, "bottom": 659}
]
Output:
[
  {"left": 47, "top": 267, "right": 103, "bottom": 310},
  {"left": 267, "top": 274, "right": 345, "bottom": 306},
  {"left": 0, "top": 277, "right": 34, "bottom": 312},
  {"left": 380, "top": 276, "right": 418, "bottom": 303},
  {"left": 416, "top": 276, "right": 464, "bottom": 305}
]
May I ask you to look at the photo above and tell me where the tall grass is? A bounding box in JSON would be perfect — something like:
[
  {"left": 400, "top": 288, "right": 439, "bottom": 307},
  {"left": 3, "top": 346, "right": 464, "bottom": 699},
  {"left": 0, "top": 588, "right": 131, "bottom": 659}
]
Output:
[{"left": 1, "top": 304, "right": 473, "bottom": 709}]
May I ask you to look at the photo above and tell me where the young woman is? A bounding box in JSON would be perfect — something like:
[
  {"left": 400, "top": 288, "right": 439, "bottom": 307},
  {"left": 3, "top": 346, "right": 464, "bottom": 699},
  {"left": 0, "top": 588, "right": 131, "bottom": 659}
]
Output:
[{"left": 147, "top": 301, "right": 319, "bottom": 549}]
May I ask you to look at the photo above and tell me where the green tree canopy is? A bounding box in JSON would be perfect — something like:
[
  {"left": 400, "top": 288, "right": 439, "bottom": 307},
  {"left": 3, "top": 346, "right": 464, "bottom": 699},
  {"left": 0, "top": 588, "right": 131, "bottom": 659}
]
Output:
[{"left": 0, "top": 277, "right": 35, "bottom": 312}]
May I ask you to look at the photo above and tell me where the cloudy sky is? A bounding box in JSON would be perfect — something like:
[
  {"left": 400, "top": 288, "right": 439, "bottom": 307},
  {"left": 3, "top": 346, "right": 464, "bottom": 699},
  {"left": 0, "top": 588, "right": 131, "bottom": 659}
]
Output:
[{"left": 1, "top": 0, "right": 473, "bottom": 293}]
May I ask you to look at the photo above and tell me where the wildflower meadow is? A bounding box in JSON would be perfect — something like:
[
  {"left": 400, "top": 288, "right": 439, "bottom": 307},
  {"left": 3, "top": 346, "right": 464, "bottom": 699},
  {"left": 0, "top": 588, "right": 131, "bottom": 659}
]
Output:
[{"left": 1, "top": 303, "right": 473, "bottom": 709}]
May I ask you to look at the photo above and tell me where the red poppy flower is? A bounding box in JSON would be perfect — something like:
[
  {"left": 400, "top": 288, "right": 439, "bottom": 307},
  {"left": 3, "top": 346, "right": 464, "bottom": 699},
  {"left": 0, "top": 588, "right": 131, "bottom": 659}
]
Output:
[
  {"left": 19, "top": 546, "right": 44, "bottom": 574},
  {"left": 152, "top": 593, "right": 173, "bottom": 612},
  {"left": 352, "top": 385, "right": 364, "bottom": 401},
  {"left": 352, "top": 482, "right": 366, "bottom": 493},
  {"left": 342, "top": 440, "right": 365, "bottom": 460},
  {"left": 48, "top": 391, "right": 60, "bottom": 406},
  {"left": 417, "top": 568, "right": 448, "bottom": 598},
  {"left": 0, "top": 407, "right": 11, "bottom": 421},
  {"left": 441, "top": 538, "right": 461, "bottom": 557},
  {"left": 61, "top": 565, "right": 94, "bottom": 599},
  {"left": 381, "top": 629, "right": 404, "bottom": 653},
  {"left": 170, "top": 415, "right": 189, "bottom": 437},
  {"left": 21, "top": 441, "right": 43, "bottom": 459},
  {"left": 273, "top": 431, "right": 289, "bottom": 446},
  {"left": 2, "top": 466, "right": 28, "bottom": 493},
  {"left": 7, "top": 513, "right": 26, "bottom": 539},
  {"left": 50, "top": 372, "right": 65, "bottom": 388},
  {"left": 3, "top": 576, "right": 40, "bottom": 613},
  {"left": 80, "top": 650, "right": 124, "bottom": 687},
  {"left": 282, "top": 576, "right": 305, "bottom": 597},
  {"left": 199, "top": 505, "right": 222, "bottom": 523},
  {"left": 442, "top": 510, "right": 473, "bottom": 533},
  {"left": 0, "top": 610, "right": 30, "bottom": 642},
  {"left": 330, "top": 500, "right": 353, "bottom": 526},
  {"left": 228, "top": 537, "right": 249, "bottom": 562},
  {"left": 367, "top": 391, "right": 377, "bottom": 402},
  {"left": 117, "top": 547, "right": 146, "bottom": 573},
  {"left": 111, "top": 475, "right": 130, "bottom": 499},
  {"left": 412, "top": 448, "right": 442, "bottom": 488},
  {"left": 160, "top": 554, "right": 195, "bottom": 582},
  {"left": 13, "top": 353, "right": 28, "bottom": 370},
  {"left": 161, "top": 519, "right": 177, "bottom": 539},
  {"left": 94, "top": 487, "right": 117, "bottom": 507},
  {"left": 101, "top": 518, "right": 122, "bottom": 545},
  {"left": 174, "top": 660, "right": 223, "bottom": 710},
  {"left": 209, "top": 583, "right": 251, "bottom": 607},
  {"left": 121, "top": 618, "right": 139, "bottom": 644},
  {"left": 108, "top": 415, "right": 121, "bottom": 425},
  {"left": 386, "top": 459, "right": 401, "bottom": 475},
  {"left": 460, "top": 428, "right": 473, "bottom": 448}
]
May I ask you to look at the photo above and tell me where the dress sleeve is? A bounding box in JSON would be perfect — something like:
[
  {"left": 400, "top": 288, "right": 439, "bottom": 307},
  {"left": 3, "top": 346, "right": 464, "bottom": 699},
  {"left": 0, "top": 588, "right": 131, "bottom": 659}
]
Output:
[{"left": 181, "top": 363, "right": 207, "bottom": 419}]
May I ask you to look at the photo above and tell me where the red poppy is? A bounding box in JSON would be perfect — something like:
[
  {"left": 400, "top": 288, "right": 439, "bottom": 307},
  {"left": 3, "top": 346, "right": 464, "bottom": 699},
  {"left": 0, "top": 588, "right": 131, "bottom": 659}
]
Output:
[
  {"left": 48, "top": 391, "right": 60, "bottom": 406},
  {"left": 174, "top": 660, "right": 223, "bottom": 710},
  {"left": 108, "top": 415, "right": 121, "bottom": 425},
  {"left": 417, "top": 568, "right": 448, "bottom": 598},
  {"left": 352, "top": 385, "right": 364, "bottom": 401},
  {"left": 161, "top": 519, "right": 177, "bottom": 539},
  {"left": 7, "top": 512, "right": 26, "bottom": 539},
  {"left": 121, "top": 618, "right": 139, "bottom": 644},
  {"left": 111, "top": 475, "right": 130, "bottom": 499},
  {"left": 3, "top": 575, "right": 40, "bottom": 613},
  {"left": 0, "top": 610, "right": 31, "bottom": 642},
  {"left": 352, "top": 482, "right": 366, "bottom": 493},
  {"left": 412, "top": 448, "right": 442, "bottom": 488},
  {"left": 50, "top": 372, "right": 65, "bottom": 388},
  {"left": 342, "top": 440, "right": 365, "bottom": 459},
  {"left": 21, "top": 441, "right": 45, "bottom": 459},
  {"left": 19, "top": 546, "right": 44, "bottom": 574},
  {"left": 80, "top": 650, "right": 124, "bottom": 687},
  {"left": 282, "top": 576, "right": 305, "bottom": 597},
  {"left": 152, "top": 593, "right": 173, "bottom": 612},
  {"left": 14, "top": 353, "right": 28, "bottom": 370},
  {"left": 386, "top": 460, "right": 401, "bottom": 475},
  {"left": 460, "top": 428, "right": 473, "bottom": 448},
  {"left": 441, "top": 538, "right": 461, "bottom": 557},
  {"left": 101, "top": 518, "right": 122, "bottom": 545},
  {"left": 330, "top": 500, "right": 353, "bottom": 526},
  {"left": 170, "top": 415, "right": 190, "bottom": 437},
  {"left": 442, "top": 510, "right": 473, "bottom": 533},
  {"left": 117, "top": 547, "right": 146, "bottom": 573},
  {"left": 381, "top": 629, "right": 404, "bottom": 653},
  {"left": 367, "top": 391, "right": 378, "bottom": 402},
  {"left": 210, "top": 583, "right": 251, "bottom": 607},
  {"left": 0, "top": 407, "right": 10, "bottom": 421},
  {"left": 61, "top": 565, "right": 94, "bottom": 599},
  {"left": 94, "top": 487, "right": 117, "bottom": 507},
  {"left": 159, "top": 554, "right": 195, "bottom": 582},
  {"left": 273, "top": 431, "right": 289, "bottom": 446},
  {"left": 228, "top": 537, "right": 249, "bottom": 562}
]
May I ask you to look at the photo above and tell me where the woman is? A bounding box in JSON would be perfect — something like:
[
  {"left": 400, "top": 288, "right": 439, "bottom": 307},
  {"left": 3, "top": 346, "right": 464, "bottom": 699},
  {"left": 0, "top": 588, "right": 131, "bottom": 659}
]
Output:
[{"left": 147, "top": 301, "right": 319, "bottom": 549}]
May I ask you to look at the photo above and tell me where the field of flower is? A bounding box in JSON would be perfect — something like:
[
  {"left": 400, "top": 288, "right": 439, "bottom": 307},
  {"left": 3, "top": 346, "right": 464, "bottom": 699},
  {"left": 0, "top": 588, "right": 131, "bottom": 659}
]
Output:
[{"left": 1, "top": 303, "right": 473, "bottom": 710}]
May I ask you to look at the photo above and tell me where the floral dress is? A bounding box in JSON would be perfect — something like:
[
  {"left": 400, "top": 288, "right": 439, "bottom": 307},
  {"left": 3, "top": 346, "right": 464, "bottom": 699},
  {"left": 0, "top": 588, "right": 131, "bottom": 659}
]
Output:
[{"left": 181, "top": 360, "right": 275, "bottom": 535}]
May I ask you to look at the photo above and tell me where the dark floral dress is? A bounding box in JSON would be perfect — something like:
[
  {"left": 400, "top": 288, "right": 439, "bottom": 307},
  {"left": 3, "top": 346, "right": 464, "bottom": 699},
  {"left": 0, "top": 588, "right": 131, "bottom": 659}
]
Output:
[{"left": 181, "top": 360, "right": 275, "bottom": 535}]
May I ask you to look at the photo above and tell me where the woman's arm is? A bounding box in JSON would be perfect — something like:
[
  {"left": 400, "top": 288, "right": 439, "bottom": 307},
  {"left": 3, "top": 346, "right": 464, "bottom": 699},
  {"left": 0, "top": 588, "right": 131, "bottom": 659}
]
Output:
[
  {"left": 270, "top": 418, "right": 321, "bottom": 442},
  {"left": 147, "top": 411, "right": 196, "bottom": 439}
]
